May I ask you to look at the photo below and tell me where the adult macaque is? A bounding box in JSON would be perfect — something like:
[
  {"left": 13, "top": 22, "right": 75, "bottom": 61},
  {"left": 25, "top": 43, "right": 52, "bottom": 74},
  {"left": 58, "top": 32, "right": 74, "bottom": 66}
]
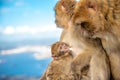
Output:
[
  {"left": 55, "top": 0, "right": 110, "bottom": 80},
  {"left": 72, "top": 0, "right": 120, "bottom": 79}
]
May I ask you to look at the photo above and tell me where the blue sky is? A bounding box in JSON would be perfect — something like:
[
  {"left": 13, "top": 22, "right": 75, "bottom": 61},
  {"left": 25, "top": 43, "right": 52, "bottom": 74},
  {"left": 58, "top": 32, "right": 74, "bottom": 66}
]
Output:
[
  {"left": 0, "top": 0, "right": 63, "bottom": 76},
  {"left": 0, "top": 0, "right": 62, "bottom": 58},
  {"left": 0, "top": 0, "right": 61, "bottom": 37},
  {"left": 0, "top": 0, "right": 58, "bottom": 26},
  {"left": 0, "top": 0, "right": 62, "bottom": 67}
]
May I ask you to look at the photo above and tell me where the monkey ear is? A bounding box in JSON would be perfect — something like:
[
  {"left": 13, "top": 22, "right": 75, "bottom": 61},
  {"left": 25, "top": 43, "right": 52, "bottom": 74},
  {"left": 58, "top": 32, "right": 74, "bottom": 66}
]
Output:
[
  {"left": 61, "top": 5, "right": 66, "bottom": 12},
  {"left": 87, "top": 0, "right": 97, "bottom": 11},
  {"left": 61, "top": 1, "right": 69, "bottom": 12}
]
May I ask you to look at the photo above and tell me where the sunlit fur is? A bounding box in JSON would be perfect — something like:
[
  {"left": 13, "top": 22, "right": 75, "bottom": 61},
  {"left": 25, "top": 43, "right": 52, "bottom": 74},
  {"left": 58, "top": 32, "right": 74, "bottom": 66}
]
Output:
[
  {"left": 40, "top": 42, "right": 74, "bottom": 80},
  {"left": 72, "top": 0, "right": 120, "bottom": 79},
  {"left": 55, "top": 0, "right": 76, "bottom": 29},
  {"left": 55, "top": 0, "right": 110, "bottom": 80}
]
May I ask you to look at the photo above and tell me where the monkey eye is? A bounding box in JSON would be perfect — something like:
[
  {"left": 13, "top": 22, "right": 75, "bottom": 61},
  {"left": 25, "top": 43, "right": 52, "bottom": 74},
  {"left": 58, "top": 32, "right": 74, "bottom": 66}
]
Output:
[
  {"left": 75, "top": 22, "right": 88, "bottom": 28},
  {"left": 75, "top": 22, "right": 81, "bottom": 26},
  {"left": 81, "top": 22, "right": 87, "bottom": 28},
  {"left": 81, "top": 22, "right": 90, "bottom": 29}
]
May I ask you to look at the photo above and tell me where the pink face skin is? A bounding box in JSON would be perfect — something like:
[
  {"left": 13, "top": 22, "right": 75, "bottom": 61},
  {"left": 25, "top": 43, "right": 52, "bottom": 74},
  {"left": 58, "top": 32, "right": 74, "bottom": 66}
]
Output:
[{"left": 60, "top": 42, "right": 70, "bottom": 53}]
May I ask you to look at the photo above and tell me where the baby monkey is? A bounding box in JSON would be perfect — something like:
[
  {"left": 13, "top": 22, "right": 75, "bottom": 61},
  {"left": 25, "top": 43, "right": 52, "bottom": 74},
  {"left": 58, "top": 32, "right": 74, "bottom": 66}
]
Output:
[
  {"left": 51, "top": 42, "right": 72, "bottom": 60},
  {"left": 40, "top": 42, "right": 74, "bottom": 80}
]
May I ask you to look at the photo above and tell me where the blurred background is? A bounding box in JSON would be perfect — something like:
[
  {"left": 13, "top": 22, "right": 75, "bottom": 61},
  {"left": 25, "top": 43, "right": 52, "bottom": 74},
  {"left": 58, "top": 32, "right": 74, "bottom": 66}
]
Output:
[{"left": 0, "top": 0, "right": 62, "bottom": 80}]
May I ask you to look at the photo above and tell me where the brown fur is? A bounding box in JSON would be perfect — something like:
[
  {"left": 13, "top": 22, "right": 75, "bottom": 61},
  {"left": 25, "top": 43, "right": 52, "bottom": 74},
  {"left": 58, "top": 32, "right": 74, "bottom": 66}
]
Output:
[
  {"left": 40, "top": 42, "right": 74, "bottom": 80},
  {"left": 55, "top": 0, "right": 110, "bottom": 80},
  {"left": 55, "top": 0, "right": 76, "bottom": 29},
  {"left": 72, "top": 0, "right": 120, "bottom": 79},
  {"left": 67, "top": 23, "right": 110, "bottom": 80},
  {"left": 55, "top": 0, "right": 91, "bottom": 79},
  {"left": 51, "top": 42, "right": 72, "bottom": 60}
]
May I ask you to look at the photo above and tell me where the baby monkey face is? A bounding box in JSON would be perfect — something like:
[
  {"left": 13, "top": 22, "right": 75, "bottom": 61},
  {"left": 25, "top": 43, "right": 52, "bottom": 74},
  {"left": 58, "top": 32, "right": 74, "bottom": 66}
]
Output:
[{"left": 51, "top": 42, "right": 71, "bottom": 60}]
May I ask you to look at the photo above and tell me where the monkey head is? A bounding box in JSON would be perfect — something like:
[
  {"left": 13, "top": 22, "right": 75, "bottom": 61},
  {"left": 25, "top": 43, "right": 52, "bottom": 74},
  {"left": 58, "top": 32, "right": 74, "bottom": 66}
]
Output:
[
  {"left": 55, "top": 0, "right": 76, "bottom": 29},
  {"left": 51, "top": 42, "right": 72, "bottom": 60},
  {"left": 71, "top": 0, "right": 109, "bottom": 38}
]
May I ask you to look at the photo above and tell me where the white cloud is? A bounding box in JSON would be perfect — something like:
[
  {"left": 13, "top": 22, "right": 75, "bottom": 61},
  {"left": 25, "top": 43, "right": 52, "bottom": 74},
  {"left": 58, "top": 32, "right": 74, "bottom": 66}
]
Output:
[
  {"left": 33, "top": 53, "right": 51, "bottom": 60},
  {"left": 1, "top": 45, "right": 50, "bottom": 55},
  {"left": 1, "top": 25, "right": 62, "bottom": 37},
  {"left": 0, "top": 45, "right": 51, "bottom": 59},
  {"left": 3, "top": 26, "right": 15, "bottom": 35}
]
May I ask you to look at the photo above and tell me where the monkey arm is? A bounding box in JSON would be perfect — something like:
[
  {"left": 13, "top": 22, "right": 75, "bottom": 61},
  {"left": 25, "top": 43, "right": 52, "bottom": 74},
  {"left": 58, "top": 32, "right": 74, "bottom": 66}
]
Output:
[
  {"left": 72, "top": 50, "right": 93, "bottom": 69},
  {"left": 71, "top": 50, "right": 93, "bottom": 79}
]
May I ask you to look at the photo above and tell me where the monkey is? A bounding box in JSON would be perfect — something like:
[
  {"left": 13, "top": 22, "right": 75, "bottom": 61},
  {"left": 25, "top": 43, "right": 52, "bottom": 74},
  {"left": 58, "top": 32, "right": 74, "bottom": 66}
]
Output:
[
  {"left": 55, "top": 0, "right": 110, "bottom": 80},
  {"left": 40, "top": 42, "right": 90, "bottom": 80},
  {"left": 65, "top": 26, "right": 110, "bottom": 80},
  {"left": 40, "top": 42, "right": 75, "bottom": 80},
  {"left": 55, "top": 0, "right": 90, "bottom": 79},
  {"left": 40, "top": 0, "right": 76, "bottom": 79},
  {"left": 51, "top": 42, "right": 72, "bottom": 60},
  {"left": 71, "top": 0, "right": 120, "bottom": 79}
]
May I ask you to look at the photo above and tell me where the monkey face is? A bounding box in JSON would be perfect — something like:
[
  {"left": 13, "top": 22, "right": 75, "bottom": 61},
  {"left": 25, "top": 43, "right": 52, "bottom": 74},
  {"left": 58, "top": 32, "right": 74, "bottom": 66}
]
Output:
[
  {"left": 72, "top": 0, "right": 106, "bottom": 38},
  {"left": 51, "top": 42, "right": 71, "bottom": 60}
]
